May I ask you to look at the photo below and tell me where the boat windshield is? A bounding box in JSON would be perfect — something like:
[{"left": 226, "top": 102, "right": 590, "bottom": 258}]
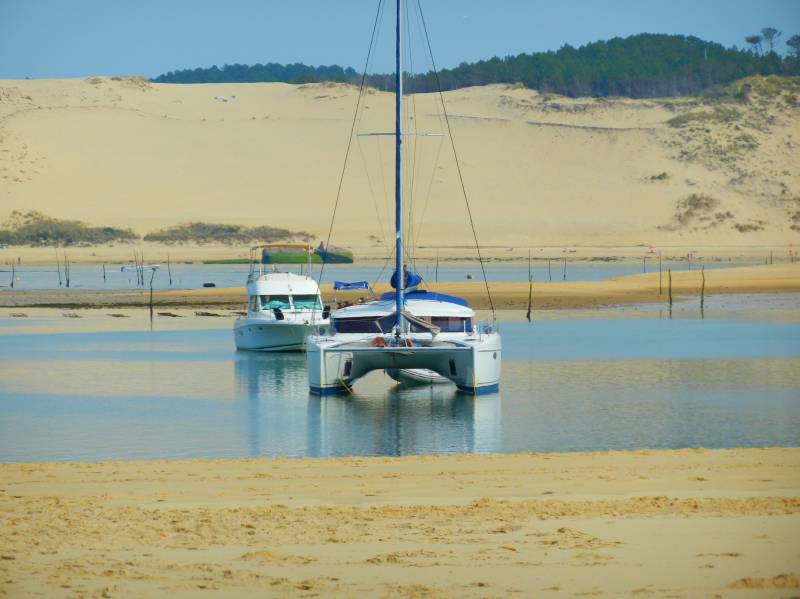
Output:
[
  {"left": 260, "top": 295, "right": 291, "bottom": 310},
  {"left": 292, "top": 294, "right": 321, "bottom": 310},
  {"left": 333, "top": 314, "right": 396, "bottom": 334},
  {"left": 409, "top": 316, "right": 472, "bottom": 333}
]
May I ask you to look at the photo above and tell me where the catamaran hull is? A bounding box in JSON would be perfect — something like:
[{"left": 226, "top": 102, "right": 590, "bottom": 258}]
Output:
[
  {"left": 307, "top": 332, "right": 501, "bottom": 395},
  {"left": 234, "top": 321, "right": 313, "bottom": 352}
]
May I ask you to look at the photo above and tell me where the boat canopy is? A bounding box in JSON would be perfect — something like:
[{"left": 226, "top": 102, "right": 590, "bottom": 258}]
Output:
[
  {"left": 334, "top": 281, "right": 370, "bottom": 291},
  {"left": 379, "top": 289, "right": 468, "bottom": 307},
  {"left": 247, "top": 272, "right": 321, "bottom": 297}
]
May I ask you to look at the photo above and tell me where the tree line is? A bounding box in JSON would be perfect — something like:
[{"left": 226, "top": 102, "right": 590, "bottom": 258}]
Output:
[{"left": 152, "top": 33, "right": 800, "bottom": 98}]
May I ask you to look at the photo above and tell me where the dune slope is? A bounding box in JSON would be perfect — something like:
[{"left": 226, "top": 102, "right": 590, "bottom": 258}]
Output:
[{"left": 1, "top": 76, "right": 798, "bottom": 251}]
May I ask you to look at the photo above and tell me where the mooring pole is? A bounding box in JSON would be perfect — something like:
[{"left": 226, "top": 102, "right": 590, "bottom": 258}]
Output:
[
  {"left": 700, "top": 266, "right": 706, "bottom": 316},
  {"left": 526, "top": 249, "right": 533, "bottom": 322},
  {"left": 149, "top": 269, "right": 156, "bottom": 329},
  {"left": 668, "top": 268, "right": 673, "bottom": 317}
]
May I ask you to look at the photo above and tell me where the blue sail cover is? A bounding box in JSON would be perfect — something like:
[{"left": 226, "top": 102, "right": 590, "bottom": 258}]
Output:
[
  {"left": 390, "top": 269, "right": 423, "bottom": 291},
  {"left": 333, "top": 280, "right": 370, "bottom": 291}
]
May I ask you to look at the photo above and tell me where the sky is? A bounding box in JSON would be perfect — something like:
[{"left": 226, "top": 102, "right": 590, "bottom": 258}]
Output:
[{"left": 1, "top": 0, "right": 799, "bottom": 80}]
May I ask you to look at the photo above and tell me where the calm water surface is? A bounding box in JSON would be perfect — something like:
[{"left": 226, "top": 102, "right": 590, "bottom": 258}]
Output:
[
  {"left": 0, "top": 259, "right": 762, "bottom": 291},
  {"left": 0, "top": 304, "right": 798, "bottom": 462}
]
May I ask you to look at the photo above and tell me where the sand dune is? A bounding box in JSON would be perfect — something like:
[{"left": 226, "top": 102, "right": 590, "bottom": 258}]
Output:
[
  {"left": 1, "top": 448, "right": 798, "bottom": 597},
  {"left": 1, "top": 76, "right": 798, "bottom": 256}
]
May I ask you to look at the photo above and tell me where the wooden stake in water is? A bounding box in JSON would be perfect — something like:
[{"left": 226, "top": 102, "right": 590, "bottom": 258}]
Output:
[
  {"left": 659, "top": 252, "right": 663, "bottom": 296},
  {"left": 700, "top": 266, "right": 706, "bottom": 316},
  {"left": 562, "top": 256, "right": 567, "bottom": 281},
  {"left": 10, "top": 262, "right": 14, "bottom": 289},
  {"left": 102, "top": 263, "right": 106, "bottom": 283},
  {"left": 668, "top": 268, "right": 673, "bottom": 316},
  {"left": 64, "top": 254, "right": 70, "bottom": 288},
  {"left": 55, "top": 249, "right": 62, "bottom": 286},
  {"left": 434, "top": 248, "right": 439, "bottom": 283},
  {"left": 149, "top": 268, "right": 156, "bottom": 328},
  {"left": 548, "top": 258, "right": 552, "bottom": 281},
  {"left": 526, "top": 249, "right": 533, "bottom": 322},
  {"left": 642, "top": 257, "right": 646, "bottom": 273},
  {"left": 167, "top": 255, "right": 173, "bottom": 286}
]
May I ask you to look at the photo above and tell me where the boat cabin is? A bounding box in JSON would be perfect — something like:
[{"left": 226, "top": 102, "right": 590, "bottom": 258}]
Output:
[
  {"left": 246, "top": 272, "right": 324, "bottom": 315},
  {"left": 331, "top": 290, "right": 474, "bottom": 336}
]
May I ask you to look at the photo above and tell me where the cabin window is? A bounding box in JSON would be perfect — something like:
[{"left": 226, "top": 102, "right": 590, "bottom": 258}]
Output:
[
  {"left": 260, "top": 295, "right": 291, "bottom": 310},
  {"left": 292, "top": 294, "right": 321, "bottom": 310},
  {"left": 431, "top": 317, "right": 472, "bottom": 333},
  {"left": 333, "top": 314, "right": 396, "bottom": 334}
]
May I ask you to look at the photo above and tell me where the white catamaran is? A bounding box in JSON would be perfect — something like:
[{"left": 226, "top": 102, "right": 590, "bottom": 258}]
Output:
[{"left": 306, "top": 0, "right": 501, "bottom": 395}]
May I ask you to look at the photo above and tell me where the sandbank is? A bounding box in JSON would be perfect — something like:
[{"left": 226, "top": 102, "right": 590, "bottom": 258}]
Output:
[
  {"left": 1, "top": 263, "right": 797, "bottom": 311},
  {"left": 1, "top": 448, "right": 798, "bottom": 597}
]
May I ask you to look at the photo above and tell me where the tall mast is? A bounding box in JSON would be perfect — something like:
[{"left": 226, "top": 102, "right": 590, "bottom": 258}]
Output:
[{"left": 394, "top": 0, "right": 404, "bottom": 329}]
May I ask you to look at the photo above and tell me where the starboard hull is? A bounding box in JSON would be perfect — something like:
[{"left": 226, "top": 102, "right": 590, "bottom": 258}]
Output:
[{"left": 234, "top": 321, "right": 314, "bottom": 352}]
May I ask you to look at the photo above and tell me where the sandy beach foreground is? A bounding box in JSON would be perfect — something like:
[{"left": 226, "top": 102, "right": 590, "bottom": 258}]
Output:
[{"left": 1, "top": 449, "right": 798, "bottom": 597}]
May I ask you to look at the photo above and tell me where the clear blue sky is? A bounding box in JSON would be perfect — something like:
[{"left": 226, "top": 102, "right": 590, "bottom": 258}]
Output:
[{"left": 1, "top": 0, "right": 799, "bottom": 79}]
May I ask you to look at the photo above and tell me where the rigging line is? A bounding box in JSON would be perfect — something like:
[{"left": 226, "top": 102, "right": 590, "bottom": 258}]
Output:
[
  {"left": 356, "top": 134, "right": 389, "bottom": 250},
  {"left": 374, "top": 135, "right": 392, "bottom": 240},
  {"left": 409, "top": 0, "right": 443, "bottom": 253},
  {"left": 353, "top": 0, "right": 389, "bottom": 250},
  {"left": 403, "top": 0, "right": 417, "bottom": 269},
  {"left": 364, "top": 0, "right": 394, "bottom": 250},
  {"left": 411, "top": 126, "right": 444, "bottom": 251},
  {"left": 316, "top": 0, "right": 384, "bottom": 289},
  {"left": 416, "top": 0, "right": 496, "bottom": 318},
  {"left": 371, "top": 244, "right": 395, "bottom": 289},
  {"left": 408, "top": 5, "right": 422, "bottom": 271}
]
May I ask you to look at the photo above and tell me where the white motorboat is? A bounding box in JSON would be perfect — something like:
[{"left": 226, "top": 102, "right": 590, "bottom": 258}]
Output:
[
  {"left": 234, "top": 244, "right": 329, "bottom": 352},
  {"left": 306, "top": 0, "right": 501, "bottom": 395}
]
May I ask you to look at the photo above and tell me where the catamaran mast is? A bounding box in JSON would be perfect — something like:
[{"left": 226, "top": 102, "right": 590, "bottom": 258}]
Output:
[{"left": 394, "top": 0, "right": 404, "bottom": 330}]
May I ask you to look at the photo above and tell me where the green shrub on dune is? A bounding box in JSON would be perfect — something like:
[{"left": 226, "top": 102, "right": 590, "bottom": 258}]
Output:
[
  {"left": 0, "top": 211, "right": 137, "bottom": 246},
  {"left": 143, "top": 222, "right": 312, "bottom": 245}
]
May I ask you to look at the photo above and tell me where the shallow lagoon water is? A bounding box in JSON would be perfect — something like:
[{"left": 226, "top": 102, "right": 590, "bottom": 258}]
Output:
[
  {"left": 1, "top": 300, "right": 798, "bottom": 462},
  {"left": 0, "top": 259, "right": 761, "bottom": 291}
]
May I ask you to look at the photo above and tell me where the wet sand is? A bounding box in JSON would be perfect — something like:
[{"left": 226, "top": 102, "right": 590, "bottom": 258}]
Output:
[
  {"left": 2, "top": 263, "right": 798, "bottom": 310},
  {"left": 1, "top": 448, "right": 798, "bottom": 597}
]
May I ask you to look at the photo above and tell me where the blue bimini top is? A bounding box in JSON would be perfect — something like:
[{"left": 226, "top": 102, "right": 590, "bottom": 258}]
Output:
[{"left": 379, "top": 289, "right": 469, "bottom": 307}]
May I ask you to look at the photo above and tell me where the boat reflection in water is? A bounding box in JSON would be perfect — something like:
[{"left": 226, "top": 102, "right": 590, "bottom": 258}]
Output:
[{"left": 234, "top": 352, "right": 501, "bottom": 458}]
